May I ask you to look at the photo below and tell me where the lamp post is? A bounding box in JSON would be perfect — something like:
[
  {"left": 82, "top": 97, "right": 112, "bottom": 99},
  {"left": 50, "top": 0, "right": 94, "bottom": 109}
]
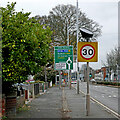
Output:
[
  {"left": 76, "top": 0, "right": 79, "bottom": 94},
  {"left": 67, "top": 19, "right": 72, "bottom": 89},
  {"left": 44, "top": 66, "right": 47, "bottom": 82},
  {"left": 80, "top": 27, "right": 93, "bottom": 116}
]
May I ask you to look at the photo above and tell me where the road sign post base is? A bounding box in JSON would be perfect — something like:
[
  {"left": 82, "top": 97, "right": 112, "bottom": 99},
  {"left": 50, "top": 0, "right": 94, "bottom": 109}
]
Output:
[{"left": 86, "top": 94, "right": 90, "bottom": 116}]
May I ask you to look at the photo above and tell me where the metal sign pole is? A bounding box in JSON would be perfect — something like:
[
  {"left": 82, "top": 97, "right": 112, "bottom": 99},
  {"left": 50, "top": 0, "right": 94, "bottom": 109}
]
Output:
[
  {"left": 59, "top": 71, "right": 61, "bottom": 89},
  {"left": 86, "top": 62, "right": 90, "bottom": 116},
  {"left": 68, "top": 70, "right": 69, "bottom": 87},
  {"left": 79, "top": 27, "right": 95, "bottom": 116},
  {"left": 70, "top": 70, "right": 71, "bottom": 89}
]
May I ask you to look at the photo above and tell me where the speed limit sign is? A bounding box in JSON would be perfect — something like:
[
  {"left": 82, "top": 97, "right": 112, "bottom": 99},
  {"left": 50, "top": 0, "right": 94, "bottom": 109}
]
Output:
[{"left": 78, "top": 42, "right": 98, "bottom": 62}]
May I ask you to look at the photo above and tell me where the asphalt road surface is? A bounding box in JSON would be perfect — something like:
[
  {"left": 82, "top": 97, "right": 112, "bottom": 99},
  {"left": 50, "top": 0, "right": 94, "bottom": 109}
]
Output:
[{"left": 72, "top": 82, "right": 118, "bottom": 113}]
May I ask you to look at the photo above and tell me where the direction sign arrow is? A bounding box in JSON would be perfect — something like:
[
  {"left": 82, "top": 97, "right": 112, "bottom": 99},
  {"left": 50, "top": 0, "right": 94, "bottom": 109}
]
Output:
[
  {"left": 66, "top": 57, "right": 72, "bottom": 69},
  {"left": 54, "top": 46, "right": 73, "bottom": 70}
]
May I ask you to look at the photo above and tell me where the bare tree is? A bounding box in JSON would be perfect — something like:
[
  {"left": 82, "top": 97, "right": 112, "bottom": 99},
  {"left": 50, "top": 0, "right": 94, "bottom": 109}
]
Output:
[
  {"left": 103, "top": 47, "right": 119, "bottom": 78},
  {"left": 35, "top": 4, "right": 102, "bottom": 54}
]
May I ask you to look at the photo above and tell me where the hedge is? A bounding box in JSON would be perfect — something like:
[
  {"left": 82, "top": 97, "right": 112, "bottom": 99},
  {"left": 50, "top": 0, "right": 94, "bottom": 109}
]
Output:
[{"left": 96, "top": 81, "right": 120, "bottom": 86}]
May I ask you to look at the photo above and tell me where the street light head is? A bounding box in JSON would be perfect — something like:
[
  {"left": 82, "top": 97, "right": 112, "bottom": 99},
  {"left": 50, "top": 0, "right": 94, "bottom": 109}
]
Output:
[{"left": 80, "top": 28, "right": 93, "bottom": 39}]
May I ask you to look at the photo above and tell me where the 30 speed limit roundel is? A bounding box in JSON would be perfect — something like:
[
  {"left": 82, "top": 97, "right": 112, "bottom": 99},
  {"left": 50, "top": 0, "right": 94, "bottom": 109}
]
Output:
[
  {"left": 80, "top": 44, "right": 95, "bottom": 60},
  {"left": 78, "top": 42, "right": 98, "bottom": 62}
]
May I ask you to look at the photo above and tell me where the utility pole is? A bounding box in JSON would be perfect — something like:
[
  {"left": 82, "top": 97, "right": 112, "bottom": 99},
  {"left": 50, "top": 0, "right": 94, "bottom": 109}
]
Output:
[{"left": 76, "top": 0, "right": 79, "bottom": 94}]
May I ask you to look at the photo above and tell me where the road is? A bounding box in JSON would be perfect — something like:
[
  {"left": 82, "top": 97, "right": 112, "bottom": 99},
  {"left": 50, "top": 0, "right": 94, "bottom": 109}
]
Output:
[{"left": 72, "top": 82, "right": 118, "bottom": 113}]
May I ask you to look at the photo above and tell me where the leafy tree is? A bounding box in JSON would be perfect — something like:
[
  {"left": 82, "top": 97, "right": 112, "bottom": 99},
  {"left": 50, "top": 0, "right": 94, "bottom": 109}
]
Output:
[
  {"left": 0, "top": 9, "right": 2, "bottom": 41},
  {"left": 36, "top": 4, "right": 102, "bottom": 54},
  {"left": 34, "top": 67, "right": 57, "bottom": 84},
  {"left": 0, "top": 9, "right": 2, "bottom": 79},
  {"left": 1, "top": 2, "right": 52, "bottom": 94}
]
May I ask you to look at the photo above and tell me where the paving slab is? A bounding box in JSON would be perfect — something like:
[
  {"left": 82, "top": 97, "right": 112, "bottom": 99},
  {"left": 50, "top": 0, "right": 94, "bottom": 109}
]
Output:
[
  {"left": 11, "top": 87, "right": 62, "bottom": 119},
  {"left": 64, "top": 87, "right": 117, "bottom": 119},
  {"left": 9, "top": 86, "right": 118, "bottom": 120}
]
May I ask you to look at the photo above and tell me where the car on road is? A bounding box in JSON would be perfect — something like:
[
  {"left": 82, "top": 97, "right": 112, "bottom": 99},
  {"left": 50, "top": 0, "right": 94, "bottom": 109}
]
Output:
[
  {"left": 90, "top": 79, "right": 96, "bottom": 83},
  {"left": 71, "top": 78, "right": 77, "bottom": 84}
]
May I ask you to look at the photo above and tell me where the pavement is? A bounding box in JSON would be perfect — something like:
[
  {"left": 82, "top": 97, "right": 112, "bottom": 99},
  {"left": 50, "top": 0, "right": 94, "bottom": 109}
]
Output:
[{"left": 9, "top": 86, "right": 119, "bottom": 120}]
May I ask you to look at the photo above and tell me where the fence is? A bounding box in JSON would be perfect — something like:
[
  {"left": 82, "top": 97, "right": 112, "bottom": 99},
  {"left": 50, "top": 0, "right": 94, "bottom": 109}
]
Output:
[
  {"left": 34, "top": 83, "right": 39, "bottom": 95},
  {"left": 6, "top": 96, "right": 16, "bottom": 116},
  {"left": 2, "top": 82, "right": 50, "bottom": 118}
]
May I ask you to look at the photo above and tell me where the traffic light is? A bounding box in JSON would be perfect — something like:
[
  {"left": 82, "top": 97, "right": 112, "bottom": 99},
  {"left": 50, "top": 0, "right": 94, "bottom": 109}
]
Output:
[{"left": 89, "top": 73, "right": 92, "bottom": 78}]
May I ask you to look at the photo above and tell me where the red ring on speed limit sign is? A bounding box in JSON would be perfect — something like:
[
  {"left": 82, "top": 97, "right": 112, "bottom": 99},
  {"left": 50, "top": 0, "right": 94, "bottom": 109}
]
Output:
[{"left": 80, "top": 44, "right": 95, "bottom": 60}]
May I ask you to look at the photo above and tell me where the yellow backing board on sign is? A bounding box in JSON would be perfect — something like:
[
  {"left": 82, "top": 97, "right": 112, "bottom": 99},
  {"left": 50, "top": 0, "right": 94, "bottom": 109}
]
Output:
[{"left": 78, "top": 42, "right": 98, "bottom": 62}]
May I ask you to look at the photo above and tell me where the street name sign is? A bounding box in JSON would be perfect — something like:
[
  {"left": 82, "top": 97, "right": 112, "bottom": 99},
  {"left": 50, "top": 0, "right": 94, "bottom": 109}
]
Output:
[
  {"left": 54, "top": 46, "right": 73, "bottom": 70},
  {"left": 78, "top": 42, "right": 98, "bottom": 62}
]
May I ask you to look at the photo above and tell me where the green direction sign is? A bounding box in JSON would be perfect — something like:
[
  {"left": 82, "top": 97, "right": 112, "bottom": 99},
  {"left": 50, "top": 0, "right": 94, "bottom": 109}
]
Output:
[{"left": 54, "top": 46, "right": 73, "bottom": 70}]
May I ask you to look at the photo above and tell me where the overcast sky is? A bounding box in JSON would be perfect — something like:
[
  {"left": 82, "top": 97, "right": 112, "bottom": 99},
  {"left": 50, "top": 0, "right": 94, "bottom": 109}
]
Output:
[{"left": 0, "top": 0, "right": 119, "bottom": 70}]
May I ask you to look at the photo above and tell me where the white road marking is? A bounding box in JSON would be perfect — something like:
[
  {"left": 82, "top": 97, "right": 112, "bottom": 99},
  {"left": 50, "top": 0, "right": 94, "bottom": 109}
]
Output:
[
  {"left": 72, "top": 85, "right": 120, "bottom": 119},
  {"left": 79, "top": 89, "right": 120, "bottom": 119}
]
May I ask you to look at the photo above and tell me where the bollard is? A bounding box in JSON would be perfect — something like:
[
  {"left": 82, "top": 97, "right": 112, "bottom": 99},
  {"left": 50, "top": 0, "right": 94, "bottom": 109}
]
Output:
[{"left": 28, "top": 89, "right": 29, "bottom": 100}]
